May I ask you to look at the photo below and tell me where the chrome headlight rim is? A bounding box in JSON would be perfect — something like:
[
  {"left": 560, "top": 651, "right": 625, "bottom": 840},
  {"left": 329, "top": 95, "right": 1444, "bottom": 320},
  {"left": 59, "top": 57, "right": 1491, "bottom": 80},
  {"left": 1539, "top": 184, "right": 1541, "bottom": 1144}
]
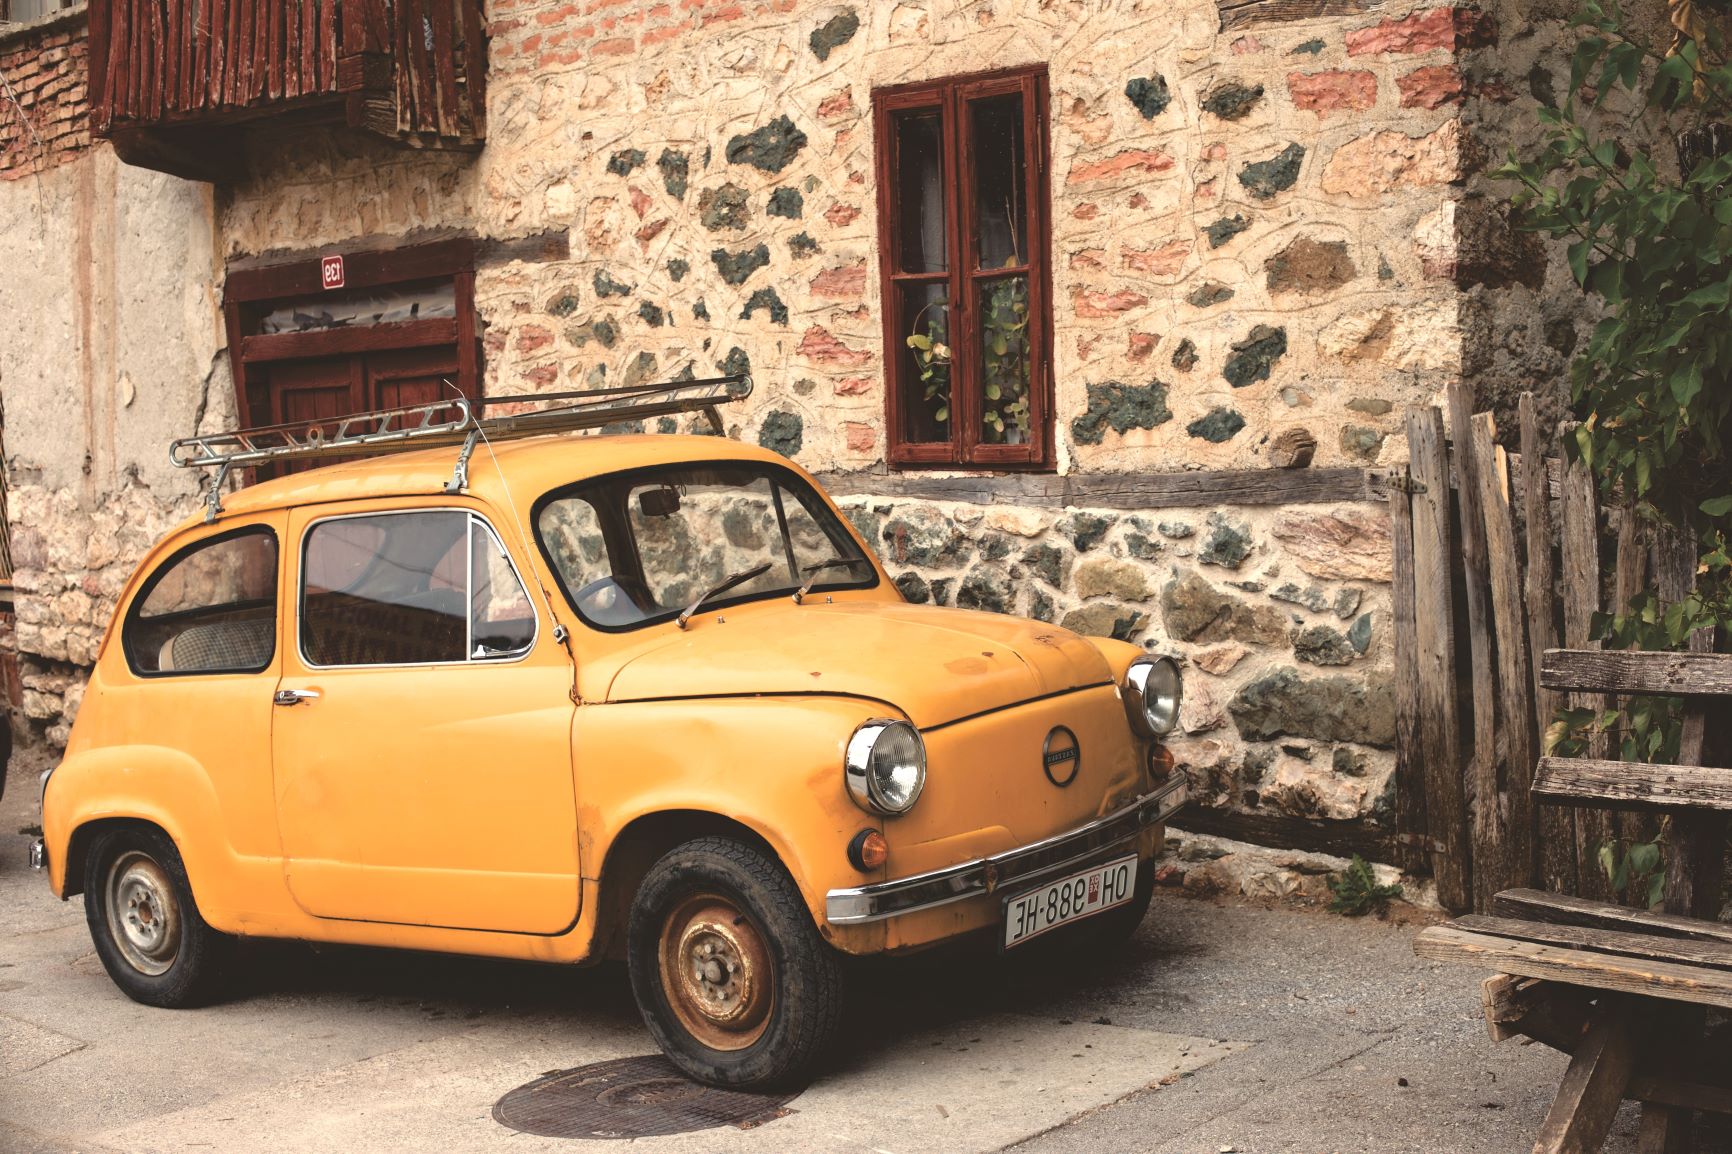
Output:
[
  {"left": 1124, "top": 654, "right": 1182, "bottom": 738},
  {"left": 844, "top": 718, "right": 927, "bottom": 816}
]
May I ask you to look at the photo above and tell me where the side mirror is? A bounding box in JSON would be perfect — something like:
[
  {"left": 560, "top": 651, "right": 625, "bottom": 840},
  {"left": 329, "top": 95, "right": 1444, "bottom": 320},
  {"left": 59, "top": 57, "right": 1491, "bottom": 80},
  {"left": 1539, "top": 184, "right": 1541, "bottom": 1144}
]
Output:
[{"left": 638, "top": 486, "right": 682, "bottom": 518}]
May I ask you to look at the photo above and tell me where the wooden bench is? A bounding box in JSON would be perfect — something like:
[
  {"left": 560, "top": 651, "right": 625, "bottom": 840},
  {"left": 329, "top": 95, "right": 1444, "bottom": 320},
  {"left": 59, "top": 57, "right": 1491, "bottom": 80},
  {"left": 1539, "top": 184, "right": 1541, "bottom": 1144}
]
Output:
[{"left": 1415, "top": 643, "right": 1732, "bottom": 1154}]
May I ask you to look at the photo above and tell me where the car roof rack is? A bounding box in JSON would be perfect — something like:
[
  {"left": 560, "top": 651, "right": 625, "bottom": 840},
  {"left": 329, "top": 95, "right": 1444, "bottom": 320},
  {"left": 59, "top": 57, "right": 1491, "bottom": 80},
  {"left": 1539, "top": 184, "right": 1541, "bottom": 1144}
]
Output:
[{"left": 171, "top": 374, "right": 751, "bottom": 522}]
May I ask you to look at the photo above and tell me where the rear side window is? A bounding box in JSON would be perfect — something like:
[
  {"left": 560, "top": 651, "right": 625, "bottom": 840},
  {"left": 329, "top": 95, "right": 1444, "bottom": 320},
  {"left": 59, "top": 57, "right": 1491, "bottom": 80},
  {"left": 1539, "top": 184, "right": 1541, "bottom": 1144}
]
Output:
[
  {"left": 300, "top": 510, "right": 537, "bottom": 667},
  {"left": 124, "top": 528, "right": 279, "bottom": 675}
]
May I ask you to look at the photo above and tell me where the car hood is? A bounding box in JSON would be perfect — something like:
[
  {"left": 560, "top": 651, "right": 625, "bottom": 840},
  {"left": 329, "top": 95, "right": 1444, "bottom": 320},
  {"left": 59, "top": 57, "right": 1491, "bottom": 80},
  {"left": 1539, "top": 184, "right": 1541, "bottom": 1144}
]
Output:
[{"left": 603, "top": 600, "right": 1116, "bottom": 728}]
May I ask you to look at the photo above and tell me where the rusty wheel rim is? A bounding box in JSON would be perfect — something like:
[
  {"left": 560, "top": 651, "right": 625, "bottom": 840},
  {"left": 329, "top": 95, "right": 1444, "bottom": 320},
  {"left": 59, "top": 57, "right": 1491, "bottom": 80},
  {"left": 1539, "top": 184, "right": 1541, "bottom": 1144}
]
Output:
[
  {"left": 104, "top": 851, "right": 182, "bottom": 977},
  {"left": 656, "top": 893, "right": 774, "bottom": 1052}
]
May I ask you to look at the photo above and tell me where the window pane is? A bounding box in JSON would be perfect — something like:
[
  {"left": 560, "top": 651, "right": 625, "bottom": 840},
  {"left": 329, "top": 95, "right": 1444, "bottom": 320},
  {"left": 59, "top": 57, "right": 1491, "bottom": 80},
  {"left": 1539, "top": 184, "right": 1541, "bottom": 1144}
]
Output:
[
  {"left": 302, "top": 512, "right": 469, "bottom": 666},
  {"left": 894, "top": 111, "right": 947, "bottom": 273},
  {"left": 896, "top": 282, "right": 951, "bottom": 445},
  {"left": 126, "top": 530, "right": 278, "bottom": 675},
  {"left": 469, "top": 521, "right": 536, "bottom": 659},
  {"left": 976, "top": 275, "right": 1033, "bottom": 445},
  {"left": 971, "top": 95, "right": 1027, "bottom": 270}
]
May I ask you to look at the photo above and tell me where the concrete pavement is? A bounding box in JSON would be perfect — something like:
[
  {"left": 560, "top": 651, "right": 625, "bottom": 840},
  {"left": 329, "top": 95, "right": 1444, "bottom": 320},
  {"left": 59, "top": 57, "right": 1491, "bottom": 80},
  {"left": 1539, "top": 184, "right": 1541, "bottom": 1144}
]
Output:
[{"left": 0, "top": 746, "right": 1651, "bottom": 1153}]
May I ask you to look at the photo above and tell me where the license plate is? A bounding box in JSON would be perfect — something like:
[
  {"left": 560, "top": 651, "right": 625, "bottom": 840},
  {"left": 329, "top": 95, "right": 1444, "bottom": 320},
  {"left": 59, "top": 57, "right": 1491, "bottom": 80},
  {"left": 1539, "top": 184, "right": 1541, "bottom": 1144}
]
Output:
[{"left": 1002, "top": 854, "right": 1137, "bottom": 949}]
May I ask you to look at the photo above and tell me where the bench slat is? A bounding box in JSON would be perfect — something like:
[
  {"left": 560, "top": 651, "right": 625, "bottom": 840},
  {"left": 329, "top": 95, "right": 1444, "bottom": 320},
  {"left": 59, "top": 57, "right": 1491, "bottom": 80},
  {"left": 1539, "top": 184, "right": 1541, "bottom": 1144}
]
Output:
[
  {"left": 1533, "top": 757, "right": 1732, "bottom": 812},
  {"left": 1493, "top": 888, "right": 1732, "bottom": 946},
  {"left": 1453, "top": 915, "right": 1732, "bottom": 972},
  {"left": 1413, "top": 926, "right": 1732, "bottom": 1010},
  {"left": 1541, "top": 649, "right": 1732, "bottom": 697}
]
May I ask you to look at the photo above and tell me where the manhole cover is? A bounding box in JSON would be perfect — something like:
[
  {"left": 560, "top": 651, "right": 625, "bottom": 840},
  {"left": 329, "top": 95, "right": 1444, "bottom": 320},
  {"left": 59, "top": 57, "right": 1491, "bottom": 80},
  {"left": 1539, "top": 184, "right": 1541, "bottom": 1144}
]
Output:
[{"left": 492, "top": 1054, "right": 797, "bottom": 1139}]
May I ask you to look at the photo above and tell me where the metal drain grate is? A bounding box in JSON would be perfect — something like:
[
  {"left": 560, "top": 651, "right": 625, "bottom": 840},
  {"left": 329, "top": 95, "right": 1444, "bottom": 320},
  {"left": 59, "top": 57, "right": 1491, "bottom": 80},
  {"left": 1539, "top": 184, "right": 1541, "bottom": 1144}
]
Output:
[{"left": 491, "top": 1054, "right": 797, "bottom": 1139}]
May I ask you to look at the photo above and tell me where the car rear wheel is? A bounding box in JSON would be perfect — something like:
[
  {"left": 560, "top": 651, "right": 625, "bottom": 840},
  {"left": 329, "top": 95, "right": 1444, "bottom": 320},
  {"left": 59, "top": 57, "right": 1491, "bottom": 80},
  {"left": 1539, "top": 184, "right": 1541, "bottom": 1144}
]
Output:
[
  {"left": 627, "top": 837, "right": 845, "bottom": 1089},
  {"left": 84, "top": 826, "right": 233, "bottom": 1008}
]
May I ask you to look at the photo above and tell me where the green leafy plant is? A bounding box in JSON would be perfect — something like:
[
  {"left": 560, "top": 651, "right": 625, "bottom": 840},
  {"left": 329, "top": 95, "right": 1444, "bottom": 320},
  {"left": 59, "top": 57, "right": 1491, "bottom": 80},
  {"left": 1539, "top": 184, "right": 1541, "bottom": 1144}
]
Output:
[
  {"left": 1326, "top": 854, "right": 1404, "bottom": 917},
  {"left": 904, "top": 301, "right": 951, "bottom": 429},
  {"left": 1598, "top": 830, "right": 1668, "bottom": 909},
  {"left": 980, "top": 274, "right": 1032, "bottom": 444}
]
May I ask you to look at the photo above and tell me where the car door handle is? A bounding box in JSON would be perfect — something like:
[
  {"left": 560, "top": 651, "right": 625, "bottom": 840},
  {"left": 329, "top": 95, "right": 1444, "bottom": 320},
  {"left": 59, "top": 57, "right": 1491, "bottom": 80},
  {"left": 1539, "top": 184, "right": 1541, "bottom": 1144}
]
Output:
[{"left": 273, "top": 689, "right": 321, "bottom": 707}]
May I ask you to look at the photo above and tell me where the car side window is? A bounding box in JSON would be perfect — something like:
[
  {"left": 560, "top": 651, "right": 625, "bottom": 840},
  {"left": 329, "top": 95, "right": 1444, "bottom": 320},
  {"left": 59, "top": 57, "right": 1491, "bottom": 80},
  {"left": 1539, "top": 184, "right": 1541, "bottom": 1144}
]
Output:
[
  {"left": 124, "top": 528, "right": 279, "bottom": 675},
  {"left": 301, "top": 510, "right": 537, "bottom": 667}
]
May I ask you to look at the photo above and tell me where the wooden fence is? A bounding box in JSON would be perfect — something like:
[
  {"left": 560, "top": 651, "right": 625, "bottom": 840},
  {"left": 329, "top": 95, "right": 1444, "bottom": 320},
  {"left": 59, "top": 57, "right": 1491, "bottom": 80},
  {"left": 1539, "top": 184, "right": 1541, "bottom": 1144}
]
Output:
[{"left": 1390, "top": 386, "right": 1666, "bottom": 914}]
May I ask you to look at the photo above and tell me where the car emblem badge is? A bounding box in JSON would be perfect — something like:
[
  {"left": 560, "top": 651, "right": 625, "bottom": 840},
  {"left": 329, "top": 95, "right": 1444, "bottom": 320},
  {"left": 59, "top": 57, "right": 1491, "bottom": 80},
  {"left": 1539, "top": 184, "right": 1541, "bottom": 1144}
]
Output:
[{"left": 1042, "top": 726, "right": 1080, "bottom": 787}]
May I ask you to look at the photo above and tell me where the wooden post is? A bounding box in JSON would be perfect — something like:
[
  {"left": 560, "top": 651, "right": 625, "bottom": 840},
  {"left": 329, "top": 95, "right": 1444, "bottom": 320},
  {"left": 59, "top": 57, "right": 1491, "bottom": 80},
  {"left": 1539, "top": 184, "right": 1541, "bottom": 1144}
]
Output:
[
  {"left": 1560, "top": 427, "right": 1614, "bottom": 902},
  {"left": 1389, "top": 464, "right": 1428, "bottom": 873},
  {"left": 1407, "top": 405, "right": 1471, "bottom": 912},
  {"left": 1473, "top": 413, "right": 1535, "bottom": 889},
  {"left": 1522, "top": 395, "right": 1575, "bottom": 894},
  {"left": 1533, "top": 999, "right": 1638, "bottom": 1154},
  {"left": 1450, "top": 385, "right": 1502, "bottom": 910}
]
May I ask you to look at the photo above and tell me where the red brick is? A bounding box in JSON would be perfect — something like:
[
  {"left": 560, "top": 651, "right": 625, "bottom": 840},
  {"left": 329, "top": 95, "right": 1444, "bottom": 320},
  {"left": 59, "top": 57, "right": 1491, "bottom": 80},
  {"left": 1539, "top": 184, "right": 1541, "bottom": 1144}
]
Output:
[
  {"left": 824, "top": 203, "right": 862, "bottom": 226},
  {"left": 516, "top": 326, "right": 555, "bottom": 354},
  {"left": 591, "top": 35, "right": 635, "bottom": 55},
  {"left": 1066, "top": 148, "right": 1174, "bottom": 184},
  {"left": 1071, "top": 287, "right": 1149, "bottom": 318},
  {"left": 798, "top": 325, "right": 874, "bottom": 368},
  {"left": 834, "top": 376, "right": 874, "bottom": 396},
  {"left": 810, "top": 263, "right": 867, "bottom": 300},
  {"left": 1288, "top": 70, "right": 1378, "bottom": 114},
  {"left": 844, "top": 423, "right": 876, "bottom": 452},
  {"left": 1122, "top": 242, "right": 1191, "bottom": 276},
  {"left": 818, "top": 89, "right": 855, "bottom": 121},
  {"left": 1398, "top": 64, "right": 1465, "bottom": 108},
  {"left": 1128, "top": 332, "right": 1159, "bottom": 360},
  {"left": 1346, "top": 7, "right": 1497, "bottom": 55}
]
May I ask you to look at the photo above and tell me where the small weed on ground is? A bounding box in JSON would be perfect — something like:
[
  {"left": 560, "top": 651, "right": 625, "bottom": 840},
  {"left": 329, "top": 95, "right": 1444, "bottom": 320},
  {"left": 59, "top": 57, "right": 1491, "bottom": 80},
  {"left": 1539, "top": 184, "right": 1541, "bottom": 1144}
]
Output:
[{"left": 1326, "top": 855, "right": 1403, "bottom": 917}]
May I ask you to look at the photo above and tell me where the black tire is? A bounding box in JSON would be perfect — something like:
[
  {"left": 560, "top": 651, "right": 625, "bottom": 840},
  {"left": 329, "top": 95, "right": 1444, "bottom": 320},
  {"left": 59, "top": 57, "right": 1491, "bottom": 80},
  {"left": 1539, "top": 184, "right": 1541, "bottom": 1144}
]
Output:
[
  {"left": 83, "top": 825, "right": 233, "bottom": 1008},
  {"left": 627, "top": 837, "right": 846, "bottom": 1090}
]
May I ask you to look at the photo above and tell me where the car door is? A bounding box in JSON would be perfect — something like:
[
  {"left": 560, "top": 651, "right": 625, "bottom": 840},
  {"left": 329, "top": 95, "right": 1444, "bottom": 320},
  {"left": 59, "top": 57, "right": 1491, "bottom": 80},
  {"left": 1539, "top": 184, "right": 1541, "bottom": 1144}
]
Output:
[{"left": 270, "top": 501, "right": 581, "bottom": 935}]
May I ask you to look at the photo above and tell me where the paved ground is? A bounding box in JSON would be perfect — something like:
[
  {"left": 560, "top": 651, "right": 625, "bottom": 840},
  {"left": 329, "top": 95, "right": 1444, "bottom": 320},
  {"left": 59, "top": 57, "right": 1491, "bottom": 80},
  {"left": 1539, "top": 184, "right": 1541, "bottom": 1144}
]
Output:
[{"left": 0, "top": 747, "right": 1660, "bottom": 1153}]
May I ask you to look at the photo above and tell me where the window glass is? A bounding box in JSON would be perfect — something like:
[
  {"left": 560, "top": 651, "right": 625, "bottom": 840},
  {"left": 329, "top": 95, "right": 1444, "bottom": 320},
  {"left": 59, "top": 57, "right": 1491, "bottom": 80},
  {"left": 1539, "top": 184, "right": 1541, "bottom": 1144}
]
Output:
[
  {"left": 301, "top": 511, "right": 535, "bottom": 666},
  {"left": 125, "top": 529, "right": 278, "bottom": 675},
  {"left": 537, "top": 463, "right": 875, "bottom": 631},
  {"left": 971, "top": 94, "right": 1028, "bottom": 270},
  {"left": 894, "top": 111, "right": 947, "bottom": 274}
]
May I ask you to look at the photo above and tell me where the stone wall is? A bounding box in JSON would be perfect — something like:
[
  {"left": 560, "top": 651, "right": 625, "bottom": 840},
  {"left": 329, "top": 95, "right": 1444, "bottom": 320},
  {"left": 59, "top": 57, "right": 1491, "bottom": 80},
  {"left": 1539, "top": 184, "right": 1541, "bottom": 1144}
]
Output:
[
  {"left": 0, "top": 0, "right": 1566, "bottom": 860},
  {"left": 0, "top": 9, "right": 91, "bottom": 181}
]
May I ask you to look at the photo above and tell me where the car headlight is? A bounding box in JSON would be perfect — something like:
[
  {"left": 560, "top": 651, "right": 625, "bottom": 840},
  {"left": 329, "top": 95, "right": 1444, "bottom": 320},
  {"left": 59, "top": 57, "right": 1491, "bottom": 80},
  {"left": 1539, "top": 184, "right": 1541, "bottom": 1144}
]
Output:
[
  {"left": 844, "top": 719, "right": 927, "bottom": 815},
  {"left": 1124, "top": 655, "right": 1182, "bottom": 737}
]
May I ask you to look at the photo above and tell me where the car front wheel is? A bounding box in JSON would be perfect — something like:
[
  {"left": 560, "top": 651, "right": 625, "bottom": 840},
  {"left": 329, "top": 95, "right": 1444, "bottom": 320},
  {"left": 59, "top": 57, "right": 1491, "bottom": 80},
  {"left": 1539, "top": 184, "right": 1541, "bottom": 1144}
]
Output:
[
  {"left": 627, "top": 836, "right": 845, "bottom": 1089},
  {"left": 83, "top": 825, "right": 233, "bottom": 1007}
]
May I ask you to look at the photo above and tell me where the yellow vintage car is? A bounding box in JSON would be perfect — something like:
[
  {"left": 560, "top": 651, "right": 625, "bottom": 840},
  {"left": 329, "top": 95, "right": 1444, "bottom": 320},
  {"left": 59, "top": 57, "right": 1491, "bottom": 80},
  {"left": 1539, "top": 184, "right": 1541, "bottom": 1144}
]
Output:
[{"left": 30, "top": 379, "right": 1186, "bottom": 1089}]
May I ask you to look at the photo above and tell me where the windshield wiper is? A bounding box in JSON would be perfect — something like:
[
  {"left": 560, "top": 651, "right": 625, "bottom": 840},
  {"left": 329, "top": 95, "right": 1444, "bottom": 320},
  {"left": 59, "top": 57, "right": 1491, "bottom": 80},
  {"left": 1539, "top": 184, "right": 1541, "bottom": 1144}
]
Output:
[
  {"left": 793, "top": 558, "right": 863, "bottom": 604},
  {"left": 677, "top": 562, "right": 773, "bottom": 630}
]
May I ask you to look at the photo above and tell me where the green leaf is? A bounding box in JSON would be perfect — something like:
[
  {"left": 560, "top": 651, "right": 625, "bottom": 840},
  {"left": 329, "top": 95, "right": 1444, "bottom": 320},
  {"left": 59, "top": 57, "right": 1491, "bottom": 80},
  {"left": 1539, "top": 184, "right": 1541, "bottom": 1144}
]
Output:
[
  {"left": 1568, "top": 239, "right": 1591, "bottom": 286},
  {"left": 1700, "top": 495, "right": 1732, "bottom": 517},
  {"left": 1647, "top": 872, "right": 1666, "bottom": 910}
]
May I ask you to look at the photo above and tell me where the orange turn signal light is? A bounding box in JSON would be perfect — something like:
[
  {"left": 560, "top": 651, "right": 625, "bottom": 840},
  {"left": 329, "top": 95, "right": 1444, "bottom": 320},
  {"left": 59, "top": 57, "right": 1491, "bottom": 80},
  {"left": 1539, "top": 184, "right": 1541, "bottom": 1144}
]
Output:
[
  {"left": 848, "top": 829, "right": 888, "bottom": 872},
  {"left": 1148, "top": 743, "right": 1176, "bottom": 783}
]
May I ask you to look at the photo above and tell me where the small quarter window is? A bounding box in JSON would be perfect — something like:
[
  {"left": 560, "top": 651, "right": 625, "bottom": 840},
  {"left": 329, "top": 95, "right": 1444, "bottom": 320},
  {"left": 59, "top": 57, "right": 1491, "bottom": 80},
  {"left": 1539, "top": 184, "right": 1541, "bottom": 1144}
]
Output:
[
  {"left": 124, "top": 528, "right": 279, "bottom": 675},
  {"left": 301, "top": 511, "right": 536, "bottom": 667}
]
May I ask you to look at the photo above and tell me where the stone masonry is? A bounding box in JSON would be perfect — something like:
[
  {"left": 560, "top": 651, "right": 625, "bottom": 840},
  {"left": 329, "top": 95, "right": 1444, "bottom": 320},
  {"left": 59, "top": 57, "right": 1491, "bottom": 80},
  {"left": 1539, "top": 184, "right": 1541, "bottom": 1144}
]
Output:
[{"left": 0, "top": 0, "right": 1589, "bottom": 859}]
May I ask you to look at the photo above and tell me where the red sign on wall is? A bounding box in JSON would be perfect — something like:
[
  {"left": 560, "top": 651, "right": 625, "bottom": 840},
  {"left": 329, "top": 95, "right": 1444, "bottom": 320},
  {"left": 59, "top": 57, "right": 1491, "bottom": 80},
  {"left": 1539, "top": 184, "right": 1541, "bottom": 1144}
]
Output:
[{"left": 321, "top": 255, "right": 346, "bottom": 291}]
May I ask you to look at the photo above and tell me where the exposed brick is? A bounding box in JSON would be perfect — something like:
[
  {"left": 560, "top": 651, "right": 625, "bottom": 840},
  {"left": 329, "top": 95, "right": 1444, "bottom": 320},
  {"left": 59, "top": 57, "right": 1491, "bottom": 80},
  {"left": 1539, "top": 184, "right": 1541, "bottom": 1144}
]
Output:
[
  {"left": 835, "top": 376, "right": 874, "bottom": 396},
  {"left": 1122, "top": 242, "right": 1192, "bottom": 276},
  {"left": 1066, "top": 149, "right": 1175, "bottom": 183},
  {"left": 1288, "top": 70, "right": 1377, "bottom": 114},
  {"left": 844, "top": 422, "right": 877, "bottom": 452},
  {"left": 1346, "top": 7, "right": 1497, "bottom": 56},
  {"left": 824, "top": 203, "right": 862, "bottom": 226},
  {"left": 1398, "top": 64, "right": 1465, "bottom": 108},
  {"left": 1072, "top": 287, "right": 1150, "bottom": 317},
  {"left": 515, "top": 325, "right": 555, "bottom": 354},
  {"left": 798, "top": 325, "right": 874, "bottom": 367},
  {"left": 810, "top": 262, "right": 867, "bottom": 300}
]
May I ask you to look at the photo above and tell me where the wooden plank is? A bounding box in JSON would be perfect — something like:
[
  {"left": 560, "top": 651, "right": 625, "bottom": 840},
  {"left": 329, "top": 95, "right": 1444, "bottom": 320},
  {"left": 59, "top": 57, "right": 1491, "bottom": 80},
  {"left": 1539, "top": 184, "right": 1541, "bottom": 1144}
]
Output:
[
  {"left": 1521, "top": 396, "right": 1575, "bottom": 894},
  {"left": 320, "top": 0, "right": 338, "bottom": 91},
  {"left": 410, "top": 0, "right": 439, "bottom": 135},
  {"left": 1474, "top": 414, "right": 1535, "bottom": 890},
  {"left": 1542, "top": 650, "right": 1732, "bottom": 698},
  {"left": 1481, "top": 975, "right": 1595, "bottom": 1052},
  {"left": 431, "top": 0, "right": 459, "bottom": 137},
  {"left": 1450, "top": 388, "right": 1501, "bottom": 912},
  {"left": 101, "top": 0, "right": 128, "bottom": 129},
  {"left": 1493, "top": 888, "right": 1732, "bottom": 946},
  {"left": 1610, "top": 501, "right": 1660, "bottom": 858},
  {"left": 1217, "top": 0, "right": 1381, "bottom": 30},
  {"left": 239, "top": 318, "right": 459, "bottom": 363},
  {"left": 300, "top": 0, "right": 317, "bottom": 97},
  {"left": 1533, "top": 757, "right": 1732, "bottom": 813},
  {"left": 1560, "top": 429, "right": 1614, "bottom": 902},
  {"left": 1166, "top": 807, "right": 1395, "bottom": 862},
  {"left": 1390, "top": 466, "right": 1427, "bottom": 873},
  {"left": 1533, "top": 1001, "right": 1638, "bottom": 1154},
  {"left": 164, "top": 0, "right": 182, "bottom": 114},
  {"left": 206, "top": 0, "right": 225, "bottom": 107},
  {"left": 1453, "top": 914, "right": 1732, "bottom": 971},
  {"left": 460, "top": 0, "right": 487, "bottom": 138},
  {"left": 1406, "top": 405, "right": 1470, "bottom": 912},
  {"left": 818, "top": 467, "right": 1381, "bottom": 512},
  {"left": 184, "top": 0, "right": 200, "bottom": 110},
  {"left": 1413, "top": 926, "right": 1732, "bottom": 1010},
  {"left": 1631, "top": 1077, "right": 1732, "bottom": 1117}
]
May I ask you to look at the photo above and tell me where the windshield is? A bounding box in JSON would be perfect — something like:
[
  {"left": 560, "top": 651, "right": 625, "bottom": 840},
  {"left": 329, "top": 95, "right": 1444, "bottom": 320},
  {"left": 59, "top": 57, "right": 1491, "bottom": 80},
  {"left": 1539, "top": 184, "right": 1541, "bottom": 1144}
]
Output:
[{"left": 535, "top": 462, "right": 877, "bottom": 630}]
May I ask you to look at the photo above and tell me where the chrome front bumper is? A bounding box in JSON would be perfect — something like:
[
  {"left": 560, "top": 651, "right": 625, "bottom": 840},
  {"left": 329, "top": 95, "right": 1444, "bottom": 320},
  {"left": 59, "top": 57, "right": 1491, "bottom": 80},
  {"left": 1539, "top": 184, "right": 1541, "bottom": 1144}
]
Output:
[{"left": 825, "top": 775, "right": 1188, "bottom": 925}]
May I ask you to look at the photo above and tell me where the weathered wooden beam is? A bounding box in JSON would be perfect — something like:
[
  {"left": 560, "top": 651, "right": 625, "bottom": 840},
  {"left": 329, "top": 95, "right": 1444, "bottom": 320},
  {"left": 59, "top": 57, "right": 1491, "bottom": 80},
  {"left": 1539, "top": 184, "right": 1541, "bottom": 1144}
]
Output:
[
  {"left": 1534, "top": 1001, "right": 1638, "bottom": 1154},
  {"left": 1389, "top": 465, "right": 1427, "bottom": 873},
  {"left": 1521, "top": 396, "right": 1575, "bottom": 896},
  {"left": 1450, "top": 388, "right": 1500, "bottom": 912},
  {"left": 1414, "top": 927, "right": 1732, "bottom": 1010},
  {"left": 1217, "top": 0, "right": 1381, "bottom": 31},
  {"left": 1534, "top": 757, "right": 1732, "bottom": 813},
  {"left": 1453, "top": 914, "right": 1732, "bottom": 972},
  {"left": 1541, "top": 649, "right": 1732, "bottom": 698},
  {"left": 817, "top": 466, "right": 1380, "bottom": 511},
  {"left": 1560, "top": 425, "right": 1614, "bottom": 902},
  {"left": 1493, "top": 889, "right": 1732, "bottom": 945},
  {"left": 1166, "top": 807, "right": 1395, "bottom": 862}
]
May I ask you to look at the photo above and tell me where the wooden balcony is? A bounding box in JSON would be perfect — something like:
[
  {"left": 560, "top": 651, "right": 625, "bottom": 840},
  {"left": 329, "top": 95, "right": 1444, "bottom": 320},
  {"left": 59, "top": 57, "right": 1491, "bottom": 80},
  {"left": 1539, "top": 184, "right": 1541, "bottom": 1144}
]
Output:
[{"left": 89, "top": 0, "right": 486, "bottom": 182}]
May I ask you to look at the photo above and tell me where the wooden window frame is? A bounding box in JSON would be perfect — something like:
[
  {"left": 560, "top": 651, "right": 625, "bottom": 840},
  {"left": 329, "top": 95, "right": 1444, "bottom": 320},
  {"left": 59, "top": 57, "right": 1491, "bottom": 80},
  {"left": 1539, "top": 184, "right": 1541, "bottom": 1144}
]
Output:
[
  {"left": 872, "top": 65, "right": 1054, "bottom": 472},
  {"left": 221, "top": 237, "right": 481, "bottom": 431}
]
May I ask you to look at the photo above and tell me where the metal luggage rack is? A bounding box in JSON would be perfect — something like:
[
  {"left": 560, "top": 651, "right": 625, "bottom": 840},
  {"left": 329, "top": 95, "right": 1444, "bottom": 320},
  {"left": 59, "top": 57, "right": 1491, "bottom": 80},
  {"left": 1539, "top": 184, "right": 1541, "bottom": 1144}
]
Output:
[{"left": 170, "top": 374, "right": 751, "bottom": 521}]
